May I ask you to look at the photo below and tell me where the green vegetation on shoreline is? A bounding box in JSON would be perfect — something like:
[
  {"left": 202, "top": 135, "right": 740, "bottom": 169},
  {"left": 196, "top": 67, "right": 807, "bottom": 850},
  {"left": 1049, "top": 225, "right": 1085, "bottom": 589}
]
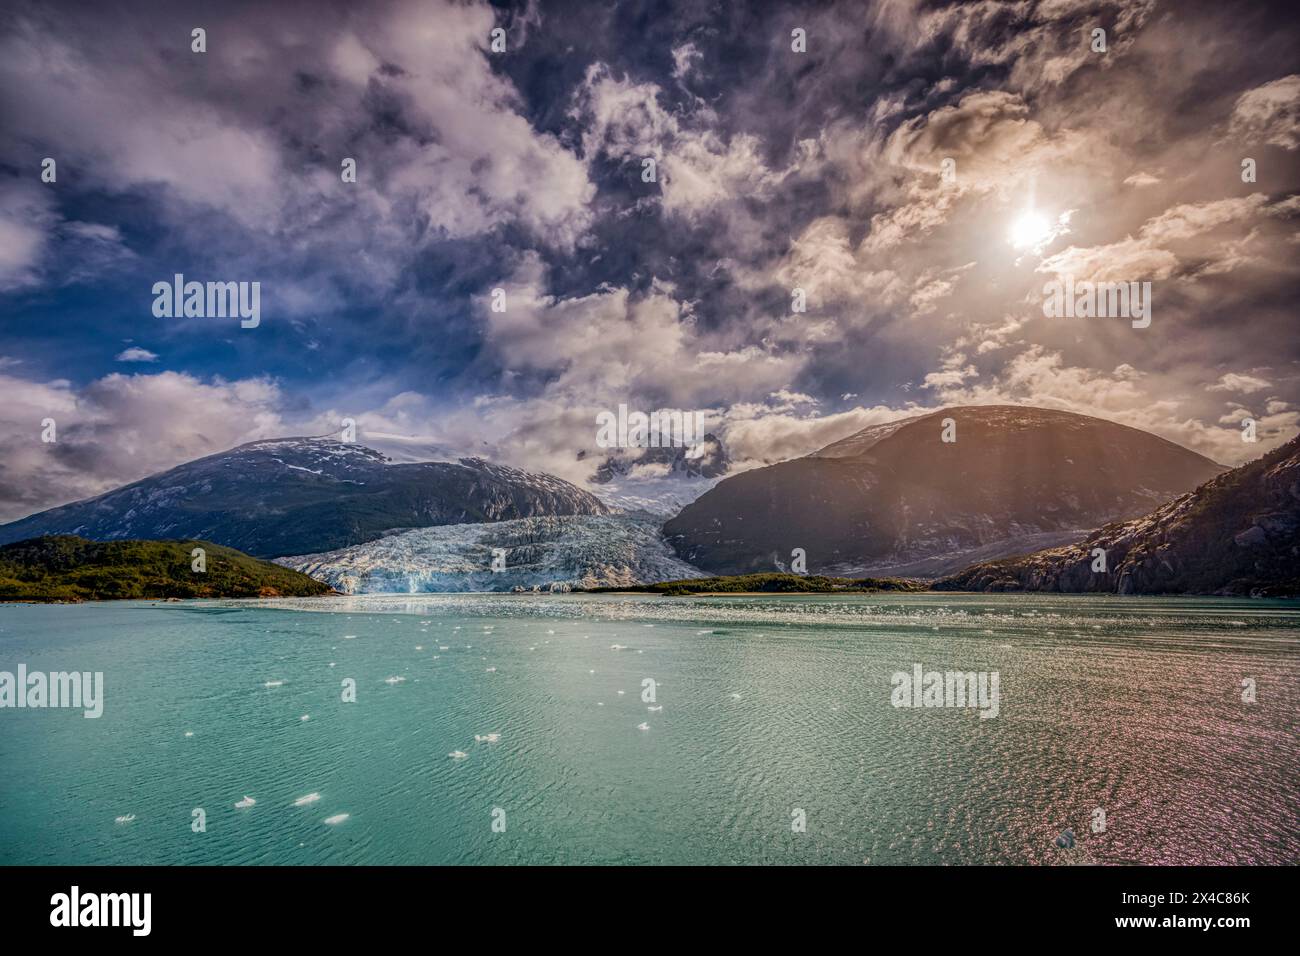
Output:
[
  {"left": 586, "top": 572, "right": 927, "bottom": 596},
  {"left": 0, "top": 536, "right": 334, "bottom": 602}
]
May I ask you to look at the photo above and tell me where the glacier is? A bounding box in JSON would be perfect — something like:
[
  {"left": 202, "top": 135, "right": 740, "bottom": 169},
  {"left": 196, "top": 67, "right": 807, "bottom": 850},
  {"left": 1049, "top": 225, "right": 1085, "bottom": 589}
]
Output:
[{"left": 276, "top": 513, "right": 706, "bottom": 593}]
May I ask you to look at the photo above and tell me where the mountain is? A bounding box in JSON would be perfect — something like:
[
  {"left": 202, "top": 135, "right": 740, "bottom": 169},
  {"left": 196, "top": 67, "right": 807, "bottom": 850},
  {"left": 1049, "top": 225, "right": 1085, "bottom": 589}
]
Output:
[
  {"left": 935, "top": 434, "right": 1300, "bottom": 596},
  {"left": 663, "top": 406, "right": 1226, "bottom": 576},
  {"left": 586, "top": 433, "right": 730, "bottom": 516},
  {"left": 0, "top": 535, "right": 333, "bottom": 601},
  {"left": 0, "top": 437, "right": 609, "bottom": 559},
  {"left": 276, "top": 513, "right": 704, "bottom": 593}
]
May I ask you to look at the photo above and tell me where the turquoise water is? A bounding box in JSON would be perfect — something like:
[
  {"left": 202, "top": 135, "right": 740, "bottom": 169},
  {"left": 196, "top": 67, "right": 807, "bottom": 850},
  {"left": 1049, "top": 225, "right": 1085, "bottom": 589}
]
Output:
[{"left": 1, "top": 593, "right": 1297, "bottom": 865}]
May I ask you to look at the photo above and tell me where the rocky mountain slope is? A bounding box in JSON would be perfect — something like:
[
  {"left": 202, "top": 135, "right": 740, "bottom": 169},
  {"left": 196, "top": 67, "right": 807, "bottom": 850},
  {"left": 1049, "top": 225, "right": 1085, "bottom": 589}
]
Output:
[
  {"left": 0, "top": 437, "right": 609, "bottom": 559},
  {"left": 277, "top": 513, "right": 704, "bottom": 593},
  {"left": 664, "top": 406, "right": 1226, "bottom": 576},
  {"left": 0, "top": 535, "right": 332, "bottom": 601},
  {"left": 935, "top": 434, "right": 1300, "bottom": 596}
]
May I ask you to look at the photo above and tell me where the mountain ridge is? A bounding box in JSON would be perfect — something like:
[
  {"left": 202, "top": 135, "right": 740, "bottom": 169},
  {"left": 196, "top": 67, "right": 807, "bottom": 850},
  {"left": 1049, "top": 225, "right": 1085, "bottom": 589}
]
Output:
[
  {"left": 664, "top": 405, "right": 1227, "bottom": 576},
  {"left": 935, "top": 433, "right": 1300, "bottom": 596},
  {"left": 0, "top": 436, "right": 610, "bottom": 559}
]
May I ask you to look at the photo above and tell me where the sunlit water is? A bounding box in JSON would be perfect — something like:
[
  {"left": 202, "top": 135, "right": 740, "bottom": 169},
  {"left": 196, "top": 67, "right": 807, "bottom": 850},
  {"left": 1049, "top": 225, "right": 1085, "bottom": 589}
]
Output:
[{"left": 1, "top": 593, "right": 1297, "bottom": 865}]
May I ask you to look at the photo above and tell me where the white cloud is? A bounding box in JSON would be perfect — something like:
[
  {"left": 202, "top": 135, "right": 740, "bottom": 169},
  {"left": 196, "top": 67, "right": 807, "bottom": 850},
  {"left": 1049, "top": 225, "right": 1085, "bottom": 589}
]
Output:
[
  {"left": 1038, "top": 194, "right": 1277, "bottom": 282},
  {"left": 1226, "top": 74, "right": 1300, "bottom": 150},
  {"left": 1124, "top": 172, "right": 1161, "bottom": 187},
  {"left": 1208, "top": 372, "right": 1272, "bottom": 394},
  {"left": 575, "top": 65, "right": 792, "bottom": 220},
  {"left": 0, "top": 370, "right": 288, "bottom": 521},
  {"left": 0, "top": 184, "right": 56, "bottom": 291}
]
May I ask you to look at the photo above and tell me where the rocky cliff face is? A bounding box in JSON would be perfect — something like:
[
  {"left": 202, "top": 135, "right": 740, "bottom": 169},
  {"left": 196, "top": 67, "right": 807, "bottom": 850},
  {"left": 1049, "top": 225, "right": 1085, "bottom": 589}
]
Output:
[
  {"left": 936, "top": 435, "right": 1300, "bottom": 596},
  {"left": 0, "top": 437, "right": 610, "bottom": 558},
  {"left": 664, "top": 406, "right": 1226, "bottom": 576}
]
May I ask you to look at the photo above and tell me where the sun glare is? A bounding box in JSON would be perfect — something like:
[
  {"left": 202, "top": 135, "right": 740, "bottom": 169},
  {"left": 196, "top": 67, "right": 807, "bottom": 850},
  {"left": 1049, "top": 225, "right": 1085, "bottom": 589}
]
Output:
[{"left": 1009, "top": 211, "right": 1051, "bottom": 249}]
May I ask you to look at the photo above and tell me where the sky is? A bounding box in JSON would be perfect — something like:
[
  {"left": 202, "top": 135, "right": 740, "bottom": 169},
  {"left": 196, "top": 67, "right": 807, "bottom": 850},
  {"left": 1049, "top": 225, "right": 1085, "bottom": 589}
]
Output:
[{"left": 0, "top": 0, "right": 1298, "bottom": 522}]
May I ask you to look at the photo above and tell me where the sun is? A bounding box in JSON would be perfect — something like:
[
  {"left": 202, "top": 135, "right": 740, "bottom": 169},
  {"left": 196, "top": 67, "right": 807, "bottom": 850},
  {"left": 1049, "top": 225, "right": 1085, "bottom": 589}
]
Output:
[{"left": 1009, "top": 211, "right": 1052, "bottom": 249}]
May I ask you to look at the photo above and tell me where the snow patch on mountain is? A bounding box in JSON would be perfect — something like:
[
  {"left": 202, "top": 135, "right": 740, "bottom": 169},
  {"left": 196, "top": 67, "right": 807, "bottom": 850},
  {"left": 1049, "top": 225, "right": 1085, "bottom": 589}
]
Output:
[
  {"left": 811, "top": 415, "right": 923, "bottom": 458},
  {"left": 589, "top": 472, "right": 722, "bottom": 516},
  {"left": 277, "top": 513, "right": 705, "bottom": 593}
]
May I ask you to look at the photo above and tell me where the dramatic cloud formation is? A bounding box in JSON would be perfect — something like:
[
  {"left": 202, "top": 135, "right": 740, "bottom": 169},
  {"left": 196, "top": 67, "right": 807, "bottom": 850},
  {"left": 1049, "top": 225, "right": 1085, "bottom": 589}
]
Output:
[
  {"left": 0, "top": 369, "right": 287, "bottom": 520},
  {"left": 0, "top": 0, "right": 1297, "bottom": 519}
]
